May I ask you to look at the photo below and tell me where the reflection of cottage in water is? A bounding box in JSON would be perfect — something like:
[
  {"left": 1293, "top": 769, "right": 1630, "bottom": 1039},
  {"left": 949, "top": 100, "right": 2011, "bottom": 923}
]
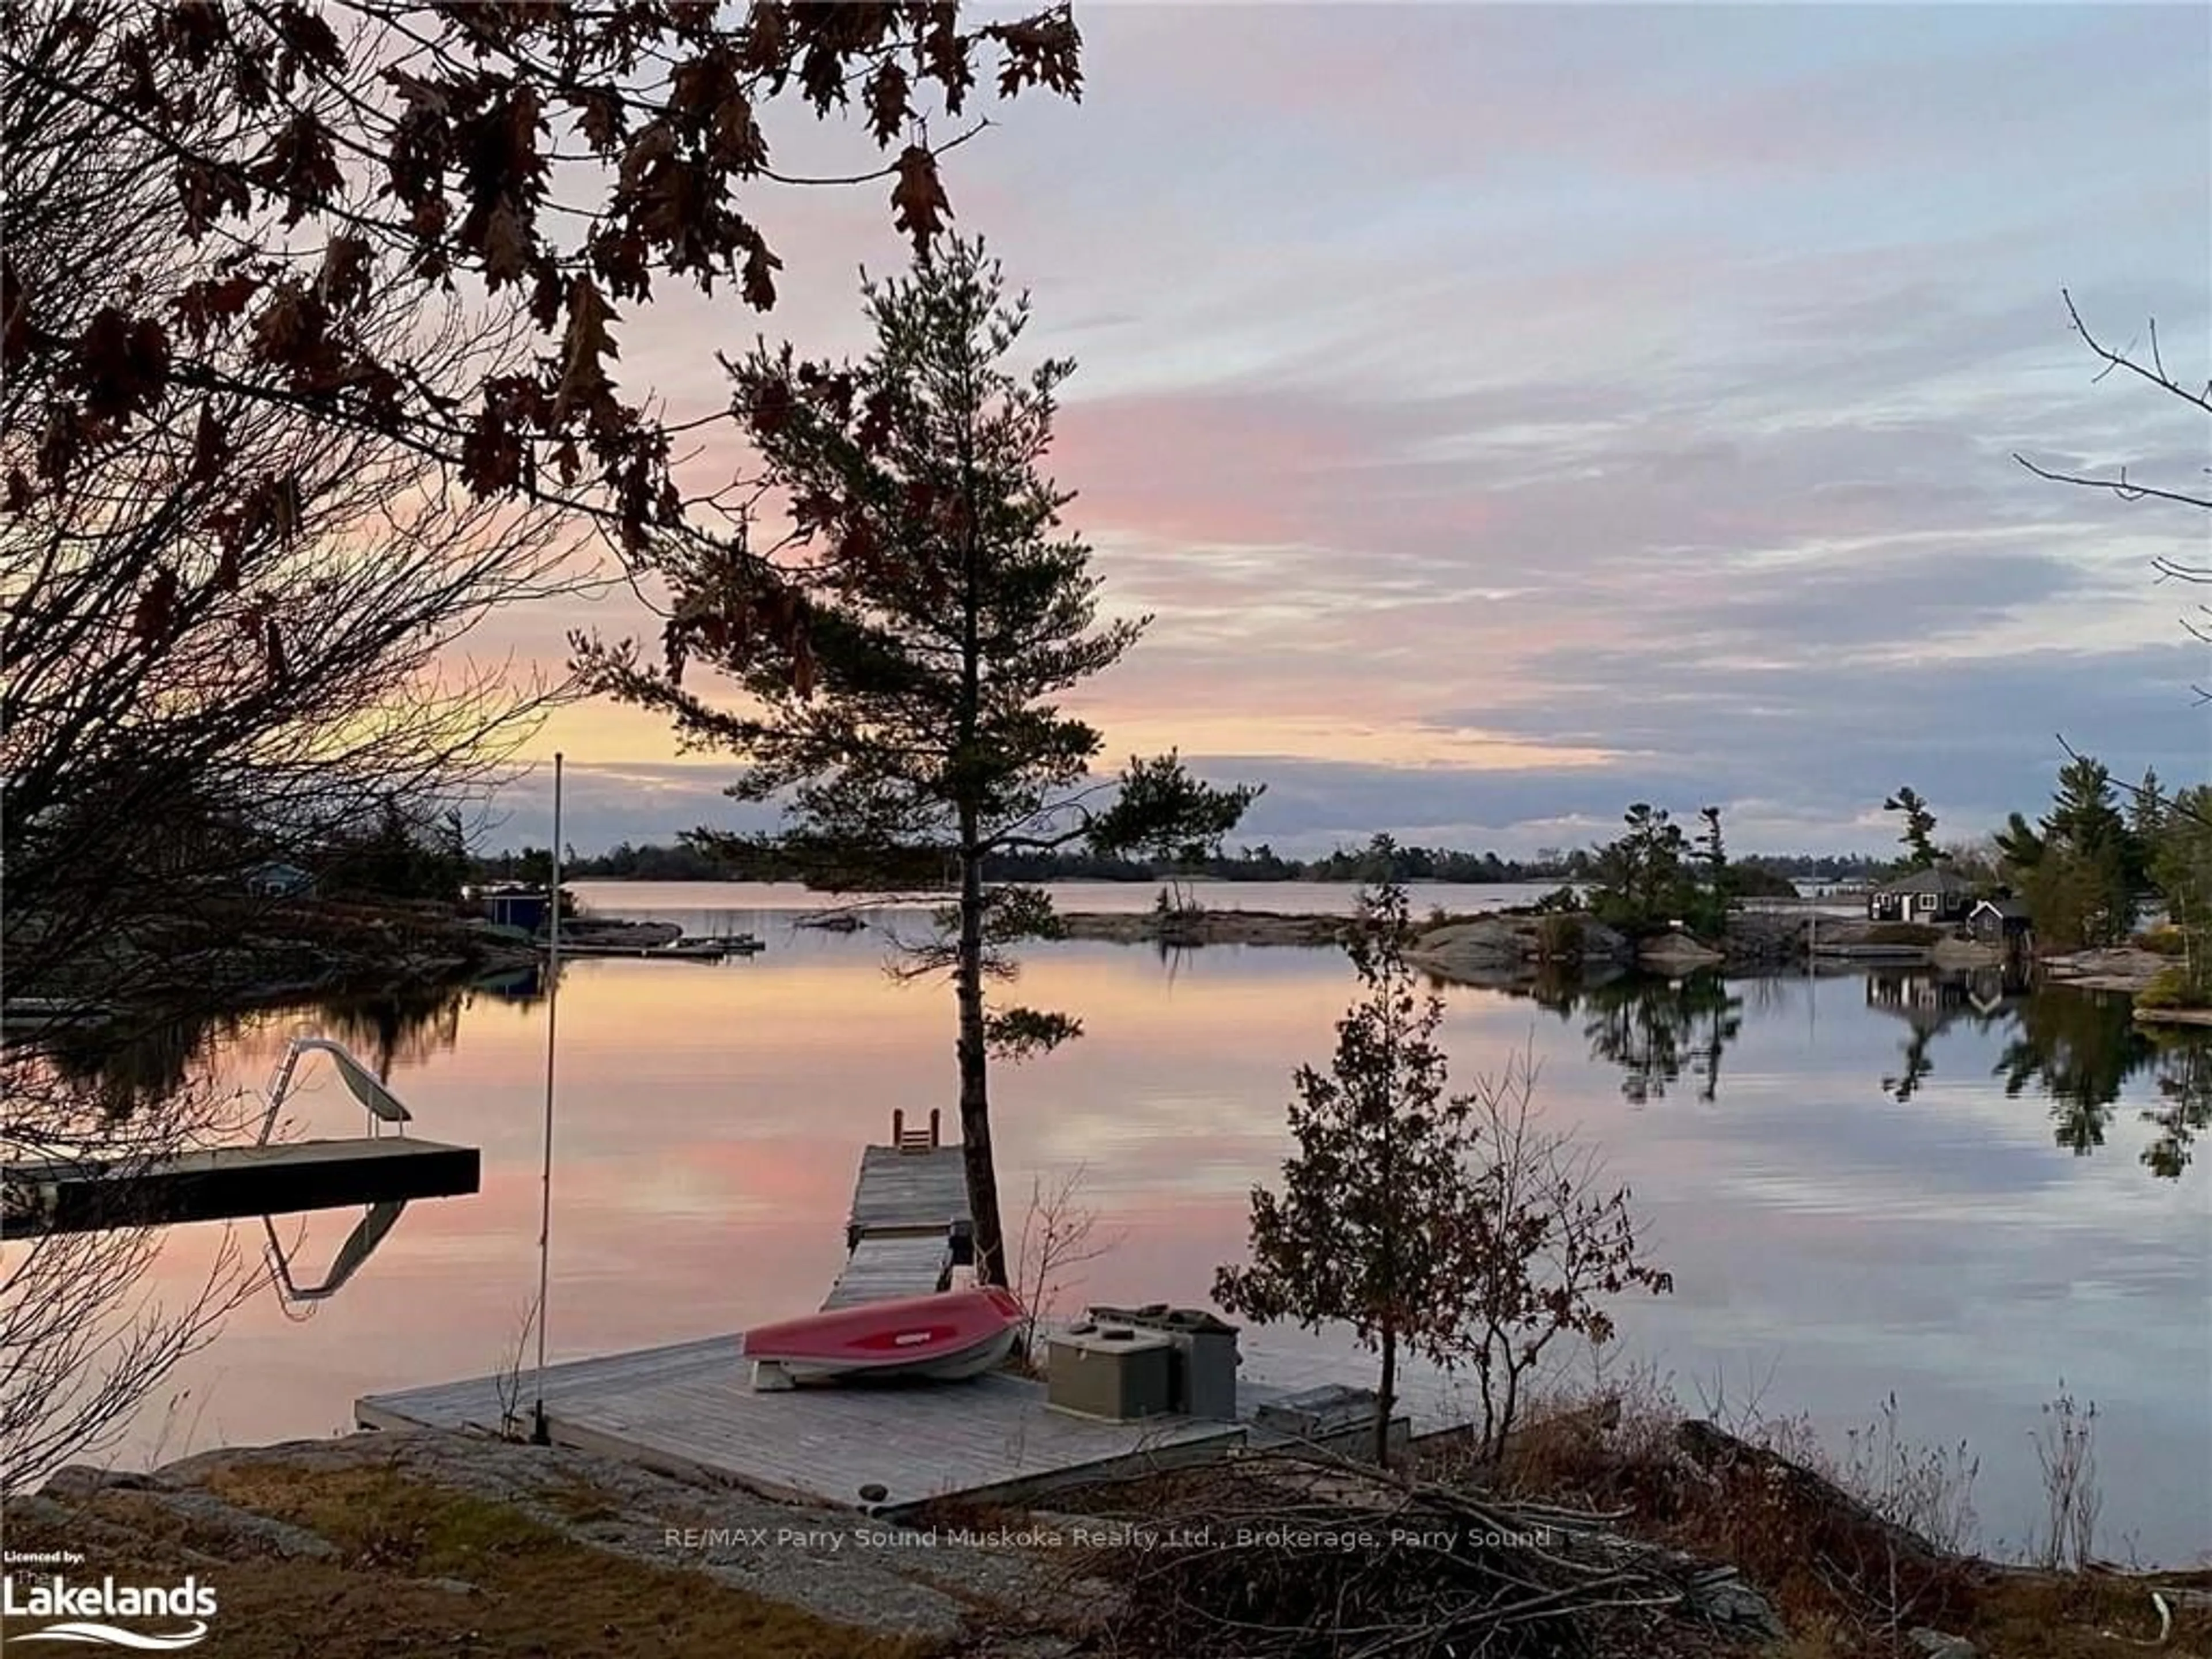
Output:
[
  {"left": 1865, "top": 967, "right": 2030, "bottom": 1031},
  {"left": 1865, "top": 968, "right": 2032, "bottom": 1103}
]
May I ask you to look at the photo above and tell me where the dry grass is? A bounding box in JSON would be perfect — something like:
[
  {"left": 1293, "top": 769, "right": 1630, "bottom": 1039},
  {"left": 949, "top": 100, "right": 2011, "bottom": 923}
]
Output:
[
  {"left": 1488, "top": 1376, "right": 2212, "bottom": 1659},
  {"left": 7, "top": 1464, "right": 933, "bottom": 1659}
]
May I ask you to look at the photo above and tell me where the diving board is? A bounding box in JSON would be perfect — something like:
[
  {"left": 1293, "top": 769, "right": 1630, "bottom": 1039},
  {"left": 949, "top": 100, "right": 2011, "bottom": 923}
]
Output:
[{"left": 2, "top": 1138, "right": 479, "bottom": 1238}]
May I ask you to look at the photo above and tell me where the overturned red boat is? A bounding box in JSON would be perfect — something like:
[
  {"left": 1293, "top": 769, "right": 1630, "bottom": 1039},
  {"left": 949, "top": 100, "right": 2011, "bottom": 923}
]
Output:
[{"left": 744, "top": 1286, "right": 1024, "bottom": 1391}]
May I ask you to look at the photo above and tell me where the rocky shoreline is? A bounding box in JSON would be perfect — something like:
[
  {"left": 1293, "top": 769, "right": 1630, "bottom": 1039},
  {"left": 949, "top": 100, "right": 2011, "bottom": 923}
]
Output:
[
  {"left": 18, "top": 1420, "right": 2203, "bottom": 1659},
  {"left": 1056, "top": 910, "right": 1350, "bottom": 946},
  {"left": 1061, "top": 905, "right": 2001, "bottom": 976},
  {"left": 2035, "top": 945, "right": 2173, "bottom": 995},
  {"left": 1059, "top": 904, "right": 2192, "bottom": 1003}
]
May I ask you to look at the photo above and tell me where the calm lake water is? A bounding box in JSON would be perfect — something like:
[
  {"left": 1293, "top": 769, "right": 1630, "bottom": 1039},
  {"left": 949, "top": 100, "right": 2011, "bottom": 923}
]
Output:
[{"left": 81, "top": 882, "right": 2212, "bottom": 1564}]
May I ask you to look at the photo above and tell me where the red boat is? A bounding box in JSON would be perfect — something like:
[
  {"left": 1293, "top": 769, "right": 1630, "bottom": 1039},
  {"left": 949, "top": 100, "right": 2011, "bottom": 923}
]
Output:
[{"left": 744, "top": 1286, "right": 1024, "bottom": 1391}]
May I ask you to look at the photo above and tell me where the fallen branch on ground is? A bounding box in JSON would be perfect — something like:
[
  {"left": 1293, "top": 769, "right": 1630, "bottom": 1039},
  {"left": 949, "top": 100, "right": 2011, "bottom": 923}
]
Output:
[{"left": 1059, "top": 1446, "right": 1779, "bottom": 1658}]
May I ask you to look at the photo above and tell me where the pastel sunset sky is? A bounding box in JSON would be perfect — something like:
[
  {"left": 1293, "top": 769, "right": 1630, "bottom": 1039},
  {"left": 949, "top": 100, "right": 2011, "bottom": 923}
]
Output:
[{"left": 479, "top": 3, "right": 2211, "bottom": 859}]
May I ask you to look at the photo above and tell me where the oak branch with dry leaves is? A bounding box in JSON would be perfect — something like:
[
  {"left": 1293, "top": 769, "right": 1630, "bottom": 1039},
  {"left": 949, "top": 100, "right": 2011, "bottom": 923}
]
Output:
[{"left": 2, "top": 0, "right": 1082, "bottom": 594}]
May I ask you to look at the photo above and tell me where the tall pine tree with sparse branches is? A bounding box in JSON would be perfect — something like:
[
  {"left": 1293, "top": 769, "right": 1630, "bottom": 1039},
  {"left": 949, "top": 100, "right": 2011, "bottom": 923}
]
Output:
[{"left": 579, "top": 238, "right": 1257, "bottom": 1285}]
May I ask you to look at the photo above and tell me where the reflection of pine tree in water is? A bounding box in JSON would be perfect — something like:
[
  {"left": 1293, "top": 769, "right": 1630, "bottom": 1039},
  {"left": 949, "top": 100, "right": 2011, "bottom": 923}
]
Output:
[
  {"left": 41, "top": 981, "right": 472, "bottom": 1114},
  {"left": 1871, "top": 970, "right": 2018, "bottom": 1103},
  {"left": 37, "top": 1011, "right": 248, "bottom": 1120},
  {"left": 1884, "top": 1027, "right": 1938, "bottom": 1103},
  {"left": 1993, "top": 988, "right": 2156, "bottom": 1157},
  {"left": 1559, "top": 973, "right": 1745, "bottom": 1104},
  {"left": 310, "top": 982, "right": 469, "bottom": 1080},
  {"left": 2142, "top": 1039, "right": 2212, "bottom": 1178}
]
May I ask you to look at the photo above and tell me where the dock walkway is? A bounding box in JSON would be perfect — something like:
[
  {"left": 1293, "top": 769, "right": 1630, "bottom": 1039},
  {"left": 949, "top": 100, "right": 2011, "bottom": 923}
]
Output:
[{"left": 825, "top": 1111, "right": 971, "bottom": 1309}]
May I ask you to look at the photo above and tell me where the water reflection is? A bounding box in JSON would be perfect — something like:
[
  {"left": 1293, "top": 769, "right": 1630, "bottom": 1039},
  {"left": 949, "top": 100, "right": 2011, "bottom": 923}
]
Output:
[
  {"left": 36, "top": 976, "right": 494, "bottom": 1113},
  {"left": 85, "top": 930, "right": 2212, "bottom": 1562},
  {"left": 35, "top": 1010, "right": 244, "bottom": 1119},
  {"left": 1522, "top": 971, "right": 1745, "bottom": 1104},
  {"left": 308, "top": 982, "right": 469, "bottom": 1078},
  {"left": 1865, "top": 967, "right": 2027, "bottom": 1104},
  {"left": 263, "top": 1200, "right": 410, "bottom": 1320},
  {"left": 1993, "top": 983, "right": 2150, "bottom": 1157},
  {"left": 1493, "top": 966, "right": 2208, "bottom": 1177},
  {"left": 2143, "top": 1043, "right": 2212, "bottom": 1179}
]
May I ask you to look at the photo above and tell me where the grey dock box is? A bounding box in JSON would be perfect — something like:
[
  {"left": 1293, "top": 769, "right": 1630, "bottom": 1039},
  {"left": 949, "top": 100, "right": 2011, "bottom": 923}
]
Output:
[
  {"left": 1086, "top": 1304, "right": 1241, "bottom": 1421},
  {"left": 1251, "top": 1384, "right": 1408, "bottom": 1459},
  {"left": 1046, "top": 1326, "right": 1175, "bottom": 1422}
]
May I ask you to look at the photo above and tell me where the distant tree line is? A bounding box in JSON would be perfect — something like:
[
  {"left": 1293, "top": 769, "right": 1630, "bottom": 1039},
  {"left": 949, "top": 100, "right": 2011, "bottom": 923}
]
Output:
[
  {"left": 480, "top": 834, "right": 1908, "bottom": 891},
  {"left": 474, "top": 840, "right": 726, "bottom": 884},
  {"left": 484, "top": 839, "right": 1592, "bottom": 885}
]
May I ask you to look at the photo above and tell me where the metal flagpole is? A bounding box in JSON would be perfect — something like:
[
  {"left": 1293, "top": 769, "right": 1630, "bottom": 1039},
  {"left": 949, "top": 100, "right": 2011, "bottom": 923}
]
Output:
[{"left": 531, "top": 752, "right": 562, "bottom": 1444}]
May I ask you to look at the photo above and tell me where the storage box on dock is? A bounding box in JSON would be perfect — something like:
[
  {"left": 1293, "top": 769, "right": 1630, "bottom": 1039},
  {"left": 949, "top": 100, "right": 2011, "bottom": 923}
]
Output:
[
  {"left": 1249, "top": 1383, "right": 1408, "bottom": 1460},
  {"left": 1046, "top": 1326, "right": 1175, "bottom": 1422},
  {"left": 1086, "top": 1303, "right": 1241, "bottom": 1420}
]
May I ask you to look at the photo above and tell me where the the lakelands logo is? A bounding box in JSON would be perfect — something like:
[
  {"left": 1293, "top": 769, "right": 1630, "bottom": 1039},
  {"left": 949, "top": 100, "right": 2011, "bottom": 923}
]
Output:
[{"left": 1, "top": 1573, "right": 217, "bottom": 1649}]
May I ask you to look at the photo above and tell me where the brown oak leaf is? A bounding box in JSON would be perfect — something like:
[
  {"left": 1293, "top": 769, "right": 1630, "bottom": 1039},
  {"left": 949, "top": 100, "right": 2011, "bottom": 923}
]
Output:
[
  {"left": 173, "top": 272, "right": 258, "bottom": 340},
  {"left": 552, "top": 275, "right": 618, "bottom": 423},
  {"left": 317, "top": 235, "right": 373, "bottom": 311},
  {"left": 189, "top": 404, "right": 231, "bottom": 484},
  {"left": 711, "top": 91, "right": 767, "bottom": 173},
  {"left": 865, "top": 60, "right": 911, "bottom": 146},
  {"left": 131, "top": 566, "right": 181, "bottom": 650},
  {"left": 572, "top": 87, "right": 625, "bottom": 151},
  {"left": 741, "top": 232, "right": 781, "bottom": 311},
  {"left": 256, "top": 112, "right": 343, "bottom": 225},
  {"left": 891, "top": 146, "right": 950, "bottom": 253},
  {"left": 77, "top": 308, "right": 172, "bottom": 423},
  {"left": 479, "top": 200, "right": 532, "bottom": 287}
]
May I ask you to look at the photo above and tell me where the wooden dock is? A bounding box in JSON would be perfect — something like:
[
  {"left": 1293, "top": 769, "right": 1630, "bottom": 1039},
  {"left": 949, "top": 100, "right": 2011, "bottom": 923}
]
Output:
[
  {"left": 354, "top": 1323, "right": 1467, "bottom": 1513},
  {"left": 358, "top": 1333, "right": 1246, "bottom": 1512},
  {"left": 822, "top": 1233, "right": 960, "bottom": 1310},
  {"left": 355, "top": 1116, "right": 1471, "bottom": 1511},
  {"left": 2, "top": 1138, "right": 480, "bottom": 1238},
  {"left": 825, "top": 1110, "right": 972, "bottom": 1308}
]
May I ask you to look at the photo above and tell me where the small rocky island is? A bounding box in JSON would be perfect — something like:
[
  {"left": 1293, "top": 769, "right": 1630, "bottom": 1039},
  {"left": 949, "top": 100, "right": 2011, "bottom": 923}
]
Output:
[{"left": 1054, "top": 903, "right": 2020, "bottom": 983}]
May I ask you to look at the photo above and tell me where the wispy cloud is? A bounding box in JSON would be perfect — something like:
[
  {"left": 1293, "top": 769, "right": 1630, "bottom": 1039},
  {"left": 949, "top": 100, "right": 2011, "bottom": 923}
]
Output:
[{"left": 488, "top": 3, "right": 2210, "bottom": 854}]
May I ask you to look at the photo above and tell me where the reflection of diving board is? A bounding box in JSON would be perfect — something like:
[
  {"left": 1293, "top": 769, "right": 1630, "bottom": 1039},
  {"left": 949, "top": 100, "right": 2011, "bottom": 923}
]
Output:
[
  {"left": 824, "top": 1109, "right": 972, "bottom": 1309},
  {"left": 266, "top": 1198, "right": 408, "bottom": 1305}
]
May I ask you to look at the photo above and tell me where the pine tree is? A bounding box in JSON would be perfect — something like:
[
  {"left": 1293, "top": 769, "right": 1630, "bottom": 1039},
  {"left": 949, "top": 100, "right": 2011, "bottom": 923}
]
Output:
[
  {"left": 581, "top": 240, "right": 1256, "bottom": 1283},
  {"left": 2025, "top": 756, "right": 2138, "bottom": 947},
  {"left": 1884, "top": 787, "right": 1940, "bottom": 870}
]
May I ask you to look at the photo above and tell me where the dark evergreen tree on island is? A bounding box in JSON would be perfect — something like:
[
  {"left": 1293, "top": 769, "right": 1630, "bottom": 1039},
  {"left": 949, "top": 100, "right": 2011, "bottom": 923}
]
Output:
[
  {"left": 1884, "top": 786, "right": 1940, "bottom": 872},
  {"left": 579, "top": 239, "right": 1257, "bottom": 1285}
]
